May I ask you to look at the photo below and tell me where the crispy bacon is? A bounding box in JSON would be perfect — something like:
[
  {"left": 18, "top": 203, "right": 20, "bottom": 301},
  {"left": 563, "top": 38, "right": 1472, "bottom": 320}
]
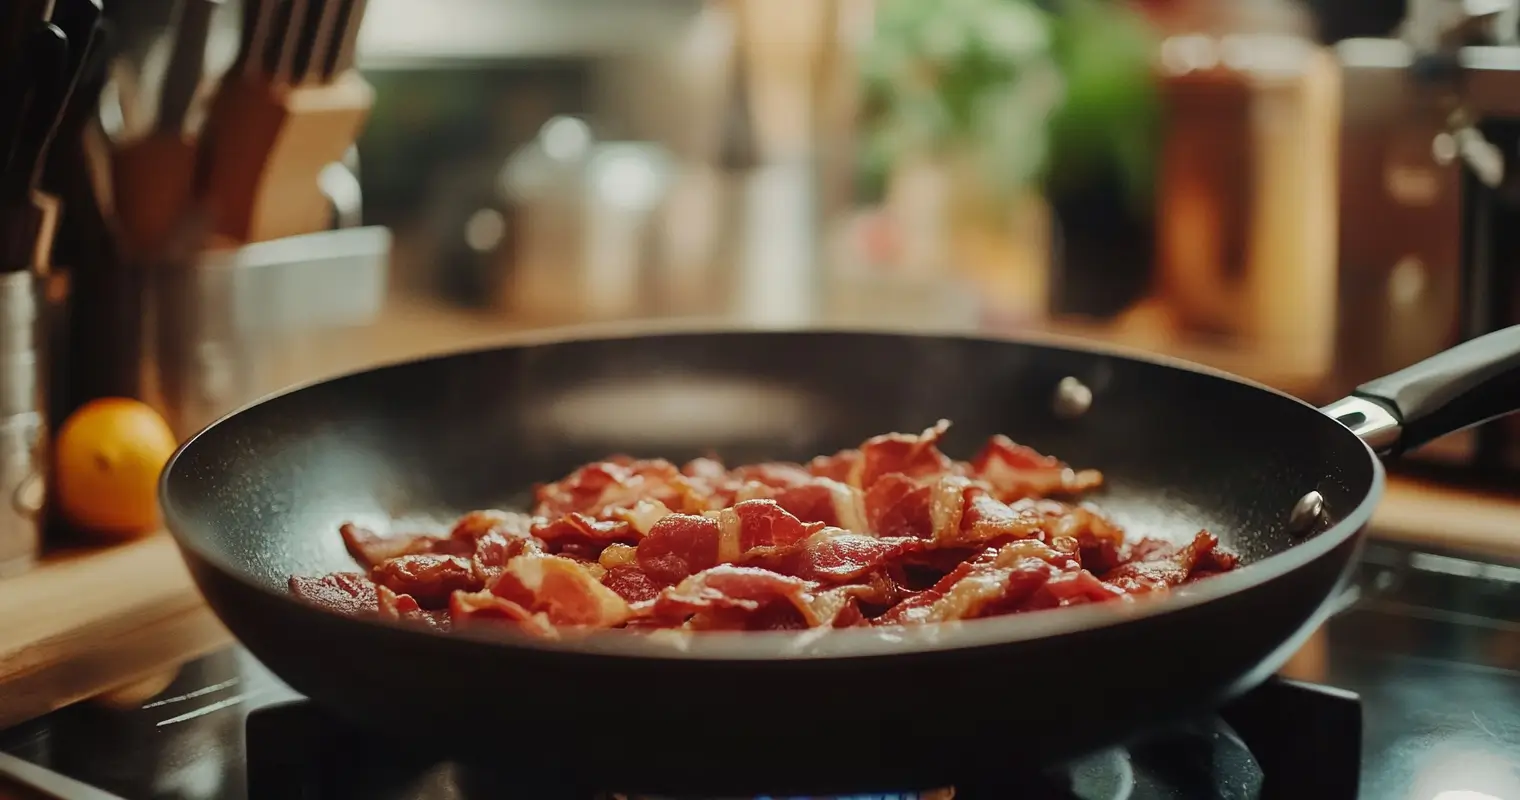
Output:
[
  {"left": 450, "top": 510, "right": 536, "bottom": 543},
  {"left": 805, "top": 584, "right": 878, "bottom": 628},
  {"left": 492, "top": 554, "right": 633, "bottom": 628},
  {"left": 340, "top": 524, "right": 472, "bottom": 569},
  {"left": 876, "top": 540, "right": 1079, "bottom": 624},
  {"left": 371, "top": 554, "right": 481, "bottom": 608},
  {"left": 637, "top": 513, "right": 722, "bottom": 584},
  {"left": 1103, "top": 531, "right": 1237, "bottom": 593},
  {"left": 610, "top": 499, "right": 675, "bottom": 536},
  {"left": 602, "top": 563, "right": 663, "bottom": 603},
  {"left": 471, "top": 531, "right": 543, "bottom": 585},
  {"left": 531, "top": 512, "right": 637, "bottom": 549},
  {"left": 743, "top": 527, "right": 923, "bottom": 585},
  {"left": 774, "top": 478, "right": 866, "bottom": 530},
  {"left": 971, "top": 435, "right": 1104, "bottom": 500},
  {"left": 725, "top": 499, "right": 821, "bottom": 551},
  {"left": 299, "top": 423, "right": 1241, "bottom": 635},
  {"left": 376, "top": 584, "right": 420, "bottom": 617},
  {"left": 855, "top": 419, "right": 955, "bottom": 489},
  {"left": 375, "top": 585, "right": 452, "bottom": 631},
  {"left": 450, "top": 589, "right": 557, "bottom": 637},
  {"left": 864, "top": 473, "right": 932, "bottom": 537},
  {"left": 650, "top": 565, "right": 822, "bottom": 630},
  {"left": 532, "top": 459, "right": 685, "bottom": 518}
]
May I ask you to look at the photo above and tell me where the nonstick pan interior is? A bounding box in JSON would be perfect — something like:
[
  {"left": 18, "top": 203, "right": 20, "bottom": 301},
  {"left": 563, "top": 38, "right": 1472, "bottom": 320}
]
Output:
[
  {"left": 162, "top": 328, "right": 1380, "bottom": 788},
  {"left": 167, "top": 329, "right": 1376, "bottom": 583}
]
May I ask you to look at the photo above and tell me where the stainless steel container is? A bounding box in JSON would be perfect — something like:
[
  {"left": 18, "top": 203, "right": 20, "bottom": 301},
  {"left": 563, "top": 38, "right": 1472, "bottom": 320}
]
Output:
[
  {"left": 148, "top": 226, "right": 392, "bottom": 439},
  {"left": 0, "top": 271, "right": 44, "bottom": 577}
]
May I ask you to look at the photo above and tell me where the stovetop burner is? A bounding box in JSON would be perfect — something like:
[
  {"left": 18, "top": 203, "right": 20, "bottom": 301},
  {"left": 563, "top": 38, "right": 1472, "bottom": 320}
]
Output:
[{"left": 244, "top": 677, "right": 1360, "bottom": 800}]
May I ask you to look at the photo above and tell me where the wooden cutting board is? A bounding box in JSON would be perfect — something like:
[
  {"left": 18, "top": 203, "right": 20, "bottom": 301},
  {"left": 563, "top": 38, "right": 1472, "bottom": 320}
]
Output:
[{"left": 0, "top": 532, "right": 230, "bottom": 730}]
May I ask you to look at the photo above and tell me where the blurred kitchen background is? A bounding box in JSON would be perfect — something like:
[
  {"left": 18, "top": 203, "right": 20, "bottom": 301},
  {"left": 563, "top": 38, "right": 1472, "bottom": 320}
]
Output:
[
  {"left": 8, "top": 4, "right": 1520, "bottom": 795},
  {"left": 173, "top": 0, "right": 1504, "bottom": 474},
  {"left": 28, "top": 0, "right": 1520, "bottom": 483}
]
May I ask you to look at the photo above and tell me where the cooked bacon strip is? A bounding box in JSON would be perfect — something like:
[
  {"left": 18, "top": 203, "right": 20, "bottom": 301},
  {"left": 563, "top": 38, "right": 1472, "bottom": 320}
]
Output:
[
  {"left": 725, "top": 499, "right": 821, "bottom": 551},
  {"left": 610, "top": 499, "right": 675, "bottom": 536},
  {"left": 742, "top": 527, "right": 923, "bottom": 585},
  {"left": 289, "top": 573, "right": 379, "bottom": 616},
  {"left": 450, "top": 589, "right": 557, "bottom": 637},
  {"left": 308, "top": 423, "right": 1242, "bottom": 635},
  {"left": 602, "top": 563, "right": 663, "bottom": 603},
  {"left": 961, "top": 493, "right": 1123, "bottom": 552},
  {"left": 532, "top": 459, "right": 685, "bottom": 519},
  {"left": 1103, "top": 531, "right": 1236, "bottom": 593},
  {"left": 971, "top": 435, "right": 1104, "bottom": 500},
  {"left": 492, "top": 554, "right": 632, "bottom": 628},
  {"left": 802, "top": 585, "right": 875, "bottom": 628},
  {"left": 339, "top": 524, "right": 472, "bottom": 569},
  {"left": 864, "top": 474, "right": 1127, "bottom": 558},
  {"left": 375, "top": 585, "right": 452, "bottom": 631},
  {"left": 470, "top": 530, "right": 544, "bottom": 586},
  {"left": 650, "top": 565, "right": 823, "bottom": 630},
  {"left": 371, "top": 554, "right": 481, "bottom": 608},
  {"left": 876, "top": 541, "right": 1066, "bottom": 625},
  {"left": 340, "top": 510, "right": 536, "bottom": 570},
  {"left": 864, "top": 473, "right": 932, "bottom": 538},
  {"left": 531, "top": 512, "right": 637, "bottom": 550},
  {"left": 773, "top": 478, "right": 869, "bottom": 531},
  {"left": 632, "top": 499, "right": 822, "bottom": 584},
  {"left": 854, "top": 419, "right": 955, "bottom": 489},
  {"left": 637, "top": 513, "right": 722, "bottom": 584},
  {"left": 450, "top": 510, "right": 536, "bottom": 543}
]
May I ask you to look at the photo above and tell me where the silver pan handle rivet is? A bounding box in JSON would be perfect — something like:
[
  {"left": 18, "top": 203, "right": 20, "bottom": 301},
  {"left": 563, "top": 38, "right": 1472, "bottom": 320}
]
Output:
[
  {"left": 1287, "top": 491, "right": 1326, "bottom": 537},
  {"left": 1053, "top": 377, "right": 1093, "bottom": 419}
]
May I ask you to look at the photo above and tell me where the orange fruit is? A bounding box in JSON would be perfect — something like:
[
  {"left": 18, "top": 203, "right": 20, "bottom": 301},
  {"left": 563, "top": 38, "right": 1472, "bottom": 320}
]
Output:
[{"left": 54, "top": 398, "right": 178, "bottom": 536}]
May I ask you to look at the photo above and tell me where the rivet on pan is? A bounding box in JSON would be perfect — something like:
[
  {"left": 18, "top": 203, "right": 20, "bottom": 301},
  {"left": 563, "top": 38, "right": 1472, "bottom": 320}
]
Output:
[
  {"left": 1287, "top": 491, "right": 1326, "bottom": 537},
  {"left": 1052, "top": 377, "right": 1093, "bottom": 419}
]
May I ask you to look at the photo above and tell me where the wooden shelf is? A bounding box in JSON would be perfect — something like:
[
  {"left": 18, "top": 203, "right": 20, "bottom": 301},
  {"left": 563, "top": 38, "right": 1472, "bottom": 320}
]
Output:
[{"left": 0, "top": 533, "right": 230, "bottom": 730}]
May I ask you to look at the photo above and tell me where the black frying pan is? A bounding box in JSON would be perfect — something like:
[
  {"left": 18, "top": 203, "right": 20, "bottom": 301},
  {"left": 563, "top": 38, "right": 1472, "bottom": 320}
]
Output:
[{"left": 160, "top": 323, "right": 1520, "bottom": 795}]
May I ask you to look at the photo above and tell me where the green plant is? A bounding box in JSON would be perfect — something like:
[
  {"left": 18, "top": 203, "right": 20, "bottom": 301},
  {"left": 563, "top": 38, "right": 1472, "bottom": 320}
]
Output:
[
  {"left": 858, "top": 0, "right": 1063, "bottom": 203},
  {"left": 857, "top": 0, "right": 1160, "bottom": 210},
  {"left": 1042, "top": 0, "right": 1161, "bottom": 212}
]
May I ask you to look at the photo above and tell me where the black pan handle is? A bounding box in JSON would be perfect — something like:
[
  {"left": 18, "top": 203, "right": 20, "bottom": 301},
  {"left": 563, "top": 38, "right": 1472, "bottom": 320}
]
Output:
[{"left": 1323, "top": 325, "right": 1520, "bottom": 457}]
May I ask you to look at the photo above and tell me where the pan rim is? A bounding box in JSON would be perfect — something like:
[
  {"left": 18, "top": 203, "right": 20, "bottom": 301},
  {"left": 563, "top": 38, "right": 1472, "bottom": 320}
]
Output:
[{"left": 161, "top": 320, "right": 1385, "bottom": 661}]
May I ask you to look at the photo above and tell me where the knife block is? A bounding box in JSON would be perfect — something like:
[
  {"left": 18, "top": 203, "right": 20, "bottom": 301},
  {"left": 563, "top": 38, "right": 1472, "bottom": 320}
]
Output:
[
  {"left": 111, "top": 135, "right": 199, "bottom": 258},
  {"left": 200, "top": 72, "right": 374, "bottom": 245}
]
